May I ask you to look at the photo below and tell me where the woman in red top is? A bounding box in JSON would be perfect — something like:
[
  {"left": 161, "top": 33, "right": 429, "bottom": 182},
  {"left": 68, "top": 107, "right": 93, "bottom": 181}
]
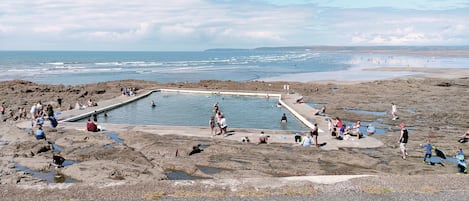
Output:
[{"left": 86, "top": 117, "right": 98, "bottom": 132}]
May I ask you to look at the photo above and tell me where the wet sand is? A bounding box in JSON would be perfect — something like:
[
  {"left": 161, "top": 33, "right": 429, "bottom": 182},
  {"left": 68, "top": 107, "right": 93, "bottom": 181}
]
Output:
[{"left": 1, "top": 68, "right": 469, "bottom": 200}]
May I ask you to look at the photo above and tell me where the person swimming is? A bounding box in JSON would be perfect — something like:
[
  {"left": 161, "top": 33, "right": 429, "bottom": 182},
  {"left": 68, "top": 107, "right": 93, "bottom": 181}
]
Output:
[
  {"left": 281, "top": 113, "right": 287, "bottom": 123},
  {"left": 151, "top": 100, "right": 156, "bottom": 107}
]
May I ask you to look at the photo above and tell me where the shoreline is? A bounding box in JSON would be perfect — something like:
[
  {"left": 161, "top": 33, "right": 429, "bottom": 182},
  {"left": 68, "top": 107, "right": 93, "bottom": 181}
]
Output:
[{"left": 259, "top": 66, "right": 469, "bottom": 83}]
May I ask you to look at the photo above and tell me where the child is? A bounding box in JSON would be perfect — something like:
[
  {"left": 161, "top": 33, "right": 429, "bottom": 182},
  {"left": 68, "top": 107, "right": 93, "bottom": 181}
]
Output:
[
  {"left": 35, "top": 125, "right": 46, "bottom": 140},
  {"left": 455, "top": 146, "right": 467, "bottom": 174},
  {"left": 420, "top": 139, "right": 433, "bottom": 163},
  {"left": 294, "top": 132, "right": 302, "bottom": 143}
]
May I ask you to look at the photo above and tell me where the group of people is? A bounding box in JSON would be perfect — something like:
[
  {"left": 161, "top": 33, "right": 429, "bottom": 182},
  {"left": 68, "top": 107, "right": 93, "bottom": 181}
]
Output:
[
  {"left": 393, "top": 105, "right": 466, "bottom": 173},
  {"left": 121, "top": 87, "right": 137, "bottom": 96},
  {"left": 419, "top": 139, "right": 467, "bottom": 173},
  {"left": 0, "top": 103, "right": 29, "bottom": 122},
  {"left": 327, "top": 117, "right": 366, "bottom": 140},
  {"left": 292, "top": 123, "right": 320, "bottom": 147},
  {"left": 210, "top": 102, "right": 228, "bottom": 136}
]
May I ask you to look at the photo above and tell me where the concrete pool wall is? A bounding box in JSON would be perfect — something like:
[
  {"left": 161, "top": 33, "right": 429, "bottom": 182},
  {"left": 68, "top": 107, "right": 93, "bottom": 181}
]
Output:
[{"left": 60, "top": 88, "right": 319, "bottom": 131}]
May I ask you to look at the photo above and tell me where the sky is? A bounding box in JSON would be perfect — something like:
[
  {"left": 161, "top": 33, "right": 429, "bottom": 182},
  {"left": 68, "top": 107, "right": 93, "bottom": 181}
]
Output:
[{"left": 0, "top": 0, "right": 468, "bottom": 51}]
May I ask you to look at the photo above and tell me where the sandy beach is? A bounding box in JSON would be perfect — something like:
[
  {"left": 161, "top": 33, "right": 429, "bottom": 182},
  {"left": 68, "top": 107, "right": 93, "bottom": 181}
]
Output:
[{"left": 1, "top": 67, "right": 469, "bottom": 200}]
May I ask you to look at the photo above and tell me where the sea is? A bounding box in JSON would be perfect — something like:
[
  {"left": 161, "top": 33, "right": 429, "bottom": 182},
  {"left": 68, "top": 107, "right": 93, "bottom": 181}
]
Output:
[{"left": 1, "top": 47, "right": 469, "bottom": 85}]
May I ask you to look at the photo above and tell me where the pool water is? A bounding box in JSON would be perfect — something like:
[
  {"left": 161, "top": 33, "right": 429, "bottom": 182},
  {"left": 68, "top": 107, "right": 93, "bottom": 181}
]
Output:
[{"left": 86, "top": 92, "right": 307, "bottom": 131}]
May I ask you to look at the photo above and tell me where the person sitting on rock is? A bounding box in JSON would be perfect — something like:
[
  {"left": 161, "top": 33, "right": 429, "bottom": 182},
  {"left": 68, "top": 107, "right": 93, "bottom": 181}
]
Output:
[
  {"left": 50, "top": 154, "right": 66, "bottom": 168},
  {"left": 296, "top": 96, "right": 304, "bottom": 104},
  {"left": 35, "top": 125, "right": 46, "bottom": 140},
  {"left": 257, "top": 132, "right": 270, "bottom": 144},
  {"left": 36, "top": 115, "right": 45, "bottom": 127},
  {"left": 189, "top": 144, "right": 203, "bottom": 155},
  {"left": 301, "top": 135, "right": 312, "bottom": 147},
  {"left": 241, "top": 136, "right": 250, "bottom": 143},
  {"left": 86, "top": 117, "right": 99, "bottom": 132},
  {"left": 458, "top": 128, "right": 469, "bottom": 143}
]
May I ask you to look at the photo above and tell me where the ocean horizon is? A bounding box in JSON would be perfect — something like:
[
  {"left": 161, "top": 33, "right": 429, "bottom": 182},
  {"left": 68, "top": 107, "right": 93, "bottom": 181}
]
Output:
[{"left": 1, "top": 47, "right": 469, "bottom": 85}]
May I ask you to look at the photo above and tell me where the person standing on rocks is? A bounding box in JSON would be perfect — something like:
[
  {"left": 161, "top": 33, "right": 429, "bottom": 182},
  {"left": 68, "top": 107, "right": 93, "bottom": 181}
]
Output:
[
  {"left": 57, "top": 96, "right": 62, "bottom": 108},
  {"left": 0, "top": 103, "right": 4, "bottom": 115},
  {"left": 398, "top": 122, "right": 409, "bottom": 160},
  {"left": 30, "top": 104, "right": 37, "bottom": 126},
  {"left": 93, "top": 111, "right": 98, "bottom": 122},
  {"left": 310, "top": 123, "right": 319, "bottom": 147},
  {"left": 391, "top": 103, "right": 398, "bottom": 120},
  {"left": 209, "top": 116, "right": 216, "bottom": 136}
]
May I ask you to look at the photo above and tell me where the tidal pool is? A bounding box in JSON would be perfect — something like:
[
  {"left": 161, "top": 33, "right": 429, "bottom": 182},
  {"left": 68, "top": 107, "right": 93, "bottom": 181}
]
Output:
[{"left": 80, "top": 92, "right": 308, "bottom": 131}]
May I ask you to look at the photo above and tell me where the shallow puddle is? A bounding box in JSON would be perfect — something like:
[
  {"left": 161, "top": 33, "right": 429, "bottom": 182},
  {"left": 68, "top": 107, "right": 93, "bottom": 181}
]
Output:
[
  {"left": 52, "top": 144, "right": 63, "bottom": 152},
  {"left": 15, "top": 164, "right": 74, "bottom": 183},
  {"left": 198, "top": 166, "right": 222, "bottom": 174},
  {"left": 106, "top": 133, "right": 124, "bottom": 144},
  {"left": 62, "top": 160, "right": 77, "bottom": 167},
  {"left": 20, "top": 127, "right": 33, "bottom": 135},
  {"left": 165, "top": 171, "right": 206, "bottom": 180},
  {"left": 345, "top": 109, "right": 386, "bottom": 116},
  {"left": 199, "top": 145, "right": 210, "bottom": 149}
]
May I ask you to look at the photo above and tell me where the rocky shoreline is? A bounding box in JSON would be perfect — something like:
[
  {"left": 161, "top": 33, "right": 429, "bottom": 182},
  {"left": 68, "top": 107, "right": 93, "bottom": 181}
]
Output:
[{"left": 1, "top": 76, "right": 469, "bottom": 200}]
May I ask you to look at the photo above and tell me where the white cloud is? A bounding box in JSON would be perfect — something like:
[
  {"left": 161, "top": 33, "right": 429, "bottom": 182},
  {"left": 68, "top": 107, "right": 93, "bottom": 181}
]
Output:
[
  {"left": 33, "top": 25, "right": 64, "bottom": 33},
  {"left": 0, "top": 0, "right": 468, "bottom": 50},
  {"left": 0, "top": 24, "right": 15, "bottom": 33}
]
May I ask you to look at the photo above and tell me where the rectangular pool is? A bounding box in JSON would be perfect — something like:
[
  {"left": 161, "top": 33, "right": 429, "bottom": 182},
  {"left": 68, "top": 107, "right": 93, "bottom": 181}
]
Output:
[{"left": 79, "top": 92, "right": 307, "bottom": 131}]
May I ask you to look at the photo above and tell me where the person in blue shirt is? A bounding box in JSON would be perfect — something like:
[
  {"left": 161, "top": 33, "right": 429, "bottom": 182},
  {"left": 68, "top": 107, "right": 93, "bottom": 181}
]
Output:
[
  {"left": 36, "top": 115, "right": 44, "bottom": 126},
  {"left": 455, "top": 146, "right": 467, "bottom": 174},
  {"left": 420, "top": 139, "right": 433, "bottom": 163},
  {"left": 366, "top": 124, "right": 376, "bottom": 135},
  {"left": 35, "top": 125, "right": 46, "bottom": 140}
]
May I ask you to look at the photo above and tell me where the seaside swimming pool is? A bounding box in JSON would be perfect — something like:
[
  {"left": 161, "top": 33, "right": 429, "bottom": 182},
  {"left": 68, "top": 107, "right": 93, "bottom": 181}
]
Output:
[{"left": 80, "top": 92, "right": 308, "bottom": 131}]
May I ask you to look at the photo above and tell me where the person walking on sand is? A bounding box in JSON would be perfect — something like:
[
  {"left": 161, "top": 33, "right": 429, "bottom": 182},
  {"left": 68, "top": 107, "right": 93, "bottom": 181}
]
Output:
[
  {"left": 420, "top": 139, "right": 433, "bottom": 163},
  {"left": 398, "top": 122, "right": 409, "bottom": 160},
  {"left": 391, "top": 103, "right": 398, "bottom": 120}
]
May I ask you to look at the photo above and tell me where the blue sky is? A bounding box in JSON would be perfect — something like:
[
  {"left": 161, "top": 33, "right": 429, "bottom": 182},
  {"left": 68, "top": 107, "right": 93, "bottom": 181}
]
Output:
[{"left": 0, "top": 0, "right": 468, "bottom": 51}]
